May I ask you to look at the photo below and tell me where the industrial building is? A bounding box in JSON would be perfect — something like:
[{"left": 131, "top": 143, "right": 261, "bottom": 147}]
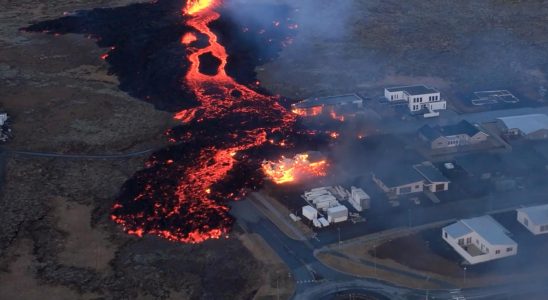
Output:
[
  {"left": 496, "top": 114, "right": 548, "bottom": 140},
  {"left": 301, "top": 186, "right": 350, "bottom": 227},
  {"left": 291, "top": 94, "right": 363, "bottom": 117},
  {"left": 517, "top": 204, "right": 548, "bottom": 235},
  {"left": 349, "top": 186, "right": 370, "bottom": 212},
  {"left": 442, "top": 216, "right": 518, "bottom": 265},
  {"left": 384, "top": 85, "right": 446, "bottom": 116},
  {"left": 372, "top": 161, "right": 449, "bottom": 198},
  {"left": 418, "top": 120, "right": 489, "bottom": 149}
]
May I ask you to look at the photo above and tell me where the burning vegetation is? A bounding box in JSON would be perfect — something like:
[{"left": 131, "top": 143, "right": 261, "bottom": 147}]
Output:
[{"left": 262, "top": 152, "right": 328, "bottom": 184}]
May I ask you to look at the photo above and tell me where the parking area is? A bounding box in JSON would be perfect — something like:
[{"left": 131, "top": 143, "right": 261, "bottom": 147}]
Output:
[{"left": 472, "top": 90, "right": 520, "bottom": 106}]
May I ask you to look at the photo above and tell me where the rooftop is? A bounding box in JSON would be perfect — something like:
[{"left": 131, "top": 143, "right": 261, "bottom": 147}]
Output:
[
  {"left": 374, "top": 165, "right": 424, "bottom": 187},
  {"left": 292, "top": 94, "right": 363, "bottom": 109},
  {"left": 419, "top": 120, "right": 484, "bottom": 141},
  {"left": 386, "top": 85, "right": 438, "bottom": 96},
  {"left": 444, "top": 221, "right": 472, "bottom": 239},
  {"left": 517, "top": 204, "right": 548, "bottom": 225},
  {"left": 463, "top": 216, "right": 516, "bottom": 246},
  {"left": 413, "top": 162, "right": 449, "bottom": 183},
  {"left": 497, "top": 114, "right": 548, "bottom": 134}
]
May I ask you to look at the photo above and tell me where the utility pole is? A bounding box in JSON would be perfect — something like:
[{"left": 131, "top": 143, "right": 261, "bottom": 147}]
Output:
[
  {"left": 373, "top": 244, "right": 377, "bottom": 277},
  {"left": 408, "top": 208, "right": 412, "bottom": 227},
  {"left": 463, "top": 266, "right": 467, "bottom": 286}
]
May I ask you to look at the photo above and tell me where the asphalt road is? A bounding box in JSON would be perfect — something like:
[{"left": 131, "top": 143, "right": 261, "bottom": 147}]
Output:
[{"left": 232, "top": 197, "right": 548, "bottom": 300}]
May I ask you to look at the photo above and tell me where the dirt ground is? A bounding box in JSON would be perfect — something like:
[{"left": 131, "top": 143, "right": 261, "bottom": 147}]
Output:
[{"left": 0, "top": 1, "right": 284, "bottom": 299}]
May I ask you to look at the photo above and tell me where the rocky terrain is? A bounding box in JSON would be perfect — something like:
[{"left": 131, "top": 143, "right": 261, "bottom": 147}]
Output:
[{"left": 259, "top": 0, "right": 548, "bottom": 108}]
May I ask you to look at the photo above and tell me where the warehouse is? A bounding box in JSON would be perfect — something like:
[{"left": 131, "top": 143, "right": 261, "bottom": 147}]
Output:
[{"left": 496, "top": 114, "right": 548, "bottom": 140}]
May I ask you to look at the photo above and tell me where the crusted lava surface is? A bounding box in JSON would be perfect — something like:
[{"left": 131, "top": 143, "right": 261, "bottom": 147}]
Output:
[{"left": 25, "top": 0, "right": 327, "bottom": 243}]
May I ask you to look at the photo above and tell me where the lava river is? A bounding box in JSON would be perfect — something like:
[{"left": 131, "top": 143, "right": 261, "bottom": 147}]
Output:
[
  {"left": 110, "top": 0, "right": 301, "bottom": 243},
  {"left": 25, "top": 0, "right": 326, "bottom": 243}
]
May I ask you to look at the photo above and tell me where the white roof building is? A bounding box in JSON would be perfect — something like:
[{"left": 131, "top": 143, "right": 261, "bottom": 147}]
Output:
[
  {"left": 517, "top": 204, "right": 548, "bottom": 235},
  {"left": 442, "top": 215, "right": 517, "bottom": 264},
  {"left": 496, "top": 114, "right": 548, "bottom": 139},
  {"left": 384, "top": 85, "right": 446, "bottom": 116}
]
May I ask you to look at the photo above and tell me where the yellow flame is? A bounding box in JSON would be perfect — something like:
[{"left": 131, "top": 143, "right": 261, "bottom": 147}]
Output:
[{"left": 184, "top": 0, "right": 217, "bottom": 15}]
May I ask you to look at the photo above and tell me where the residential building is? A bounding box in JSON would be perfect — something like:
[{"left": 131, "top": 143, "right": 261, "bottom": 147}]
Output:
[
  {"left": 384, "top": 85, "right": 446, "bottom": 114},
  {"left": 419, "top": 120, "right": 489, "bottom": 149},
  {"left": 372, "top": 161, "right": 449, "bottom": 197},
  {"left": 517, "top": 204, "right": 548, "bottom": 235},
  {"left": 291, "top": 94, "right": 363, "bottom": 117},
  {"left": 496, "top": 114, "right": 548, "bottom": 140},
  {"left": 442, "top": 216, "right": 518, "bottom": 265}
]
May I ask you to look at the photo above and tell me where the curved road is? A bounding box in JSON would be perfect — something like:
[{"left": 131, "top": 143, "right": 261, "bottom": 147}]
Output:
[{"left": 231, "top": 199, "right": 548, "bottom": 300}]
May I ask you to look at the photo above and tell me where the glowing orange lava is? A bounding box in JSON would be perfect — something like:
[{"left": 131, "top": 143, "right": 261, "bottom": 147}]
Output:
[
  {"left": 181, "top": 32, "right": 197, "bottom": 45},
  {"left": 184, "top": 0, "right": 217, "bottom": 15},
  {"left": 262, "top": 153, "right": 328, "bottom": 184},
  {"left": 112, "top": 0, "right": 297, "bottom": 243}
]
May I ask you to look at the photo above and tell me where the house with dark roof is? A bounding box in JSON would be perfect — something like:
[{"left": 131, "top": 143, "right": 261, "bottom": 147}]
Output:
[
  {"left": 418, "top": 120, "right": 489, "bottom": 149},
  {"left": 372, "top": 161, "right": 449, "bottom": 197},
  {"left": 384, "top": 85, "right": 446, "bottom": 116},
  {"left": 442, "top": 215, "right": 517, "bottom": 264}
]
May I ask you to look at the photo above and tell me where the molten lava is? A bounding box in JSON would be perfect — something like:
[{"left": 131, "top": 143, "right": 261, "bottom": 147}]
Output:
[
  {"left": 184, "top": 0, "right": 217, "bottom": 15},
  {"left": 262, "top": 153, "right": 328, "bottom": 184},
  {"left": 111, "top": 0, "right": 298, "bottom": 243}
]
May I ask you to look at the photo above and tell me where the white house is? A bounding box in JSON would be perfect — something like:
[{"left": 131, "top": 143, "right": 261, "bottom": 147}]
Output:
[
  {"left": 517, "top": 204, "right": 548, "bottom": 235},
  {"left": 442, "top": 216, "right": 517, "bottom": 265},
  {"left": 384, "top": 85, "right": 447, "bottom": 114}
]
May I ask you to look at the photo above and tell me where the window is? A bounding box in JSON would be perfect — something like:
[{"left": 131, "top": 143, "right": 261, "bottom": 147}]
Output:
[
  {"left": 486, "top": 247, "right": 489, "bottom": 253},
  {"left": 444, "top": 232, "right": 448, "bottom": 238},
  {"left": 466, "top": 237, "right": 472, "bottom": 244},
  {"left": 476, "top": 239, "right": 479, "bottom": 244},
  {"left": 458, "top": 238, "right": 464, "bottom": 245},
  {"left": 507, "top": 247, "right": 513, "bottom": 252},
  {"left": 524, "top": 218, "right": 529, "bottom": 226},
  {"left": 541, "top": 225, "right": 548, "bottom": 232},
  {"left": 496, "top": 250, "right": 500, "bottom": 254}
]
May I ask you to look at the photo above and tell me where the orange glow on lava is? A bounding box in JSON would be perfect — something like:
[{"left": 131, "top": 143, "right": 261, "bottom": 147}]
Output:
[
  {"left": 181, "top": 32, "right": 197, "bottom": 45},
  {"left": 184, "top": 0, "right": 218, "bottom": 15},
  {"left": 111, "top": 0, "right": 297, "bottom": 244},
  {"left": 262, "top": 153, "right": 328, "bottom": 184}
]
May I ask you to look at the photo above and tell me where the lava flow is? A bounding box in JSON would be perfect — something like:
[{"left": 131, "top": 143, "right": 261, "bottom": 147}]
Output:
[
  {"left": 262, "top": 152, "right": 328, "bottom": 184},
  {"left": 110, "top": 0, "right": 300, "bottom": 243}
]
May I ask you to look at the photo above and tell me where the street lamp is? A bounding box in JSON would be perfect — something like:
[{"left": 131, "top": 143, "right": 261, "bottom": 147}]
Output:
[{"left": 463, "top": 266, "right": 467, "bottom": 286}]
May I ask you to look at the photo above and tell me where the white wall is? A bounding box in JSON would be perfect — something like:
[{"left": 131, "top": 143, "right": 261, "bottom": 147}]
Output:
[
  {"left": 442, "top": 228, "right": 517, "bottom": 265},
  {"left": 517, "top": 211, "right": 548, "bottom": 235}
]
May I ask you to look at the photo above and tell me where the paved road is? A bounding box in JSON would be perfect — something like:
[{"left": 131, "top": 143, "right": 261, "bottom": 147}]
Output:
[
  {"left": 232, "top": 197, "right": 548, "bottom": 299},
  {"left": 5, "top": 148, "right": 155, "bottom": 159}
]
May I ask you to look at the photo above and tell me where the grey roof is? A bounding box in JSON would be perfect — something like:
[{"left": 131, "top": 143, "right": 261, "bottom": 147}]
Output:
[
  {"left": 517, "top": 204, "right": 548, "bottom": 225},
  {"left": 292, "top": 94, "right": 363, "bottom": 109},
  {"left": 374, "top": 166, "right": 424, "bottom": 187},
  {"left": 386, "top": 85, "right": 438, "bottom": 96},
  {"left": 497, "top": 114, "right": 548, "bottom": 135},
  {"left": 413, "top": 163, "right": 449, "bottom": 183},
  {"left": 444, "top": 221, "right": 472, "bottom": 239},
  {"left": 462, "top": 216, "right": 516, "bottom": 246},
  {"left": 419, "top": 120, "right": 484, "bottom": 142}
]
